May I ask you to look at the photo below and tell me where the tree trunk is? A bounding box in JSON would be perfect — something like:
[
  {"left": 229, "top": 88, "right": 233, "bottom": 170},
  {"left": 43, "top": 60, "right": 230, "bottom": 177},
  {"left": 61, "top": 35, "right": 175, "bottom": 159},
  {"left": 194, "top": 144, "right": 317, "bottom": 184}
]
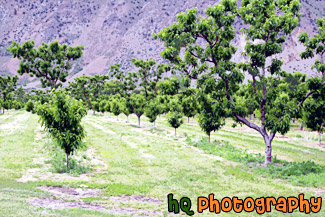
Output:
[
  {"left": 292, "top": 118, "right": 295, "bottom": 123},
  {"left": 93, "top": 110, "right": 95, "bottom": 114},
  {"left": 250, "top": 114, "right": 252, "bottom": 120},
  {"left": 154, "top": 121, "right": 155, "bottom": 127},
  {"left": 300, "top": 124, "right": 303, "bottom": 131},
  {"left": 138, "top": 116, "right": 141, "bottom": 127},
  {"left": 319, "top": 128, "right": 322, "bottom": 146},
  {"left": 264, "top": 137, "right": 272, "bottom": 164},
  {"left": 66, "top": 153, "right": 69, "bottom": 169},
  {"left": 175, "top": 128, "right": 176, "bottom": 136},
  {"left": 127, "top": 116, "right": 129, "bottom": 123},
  {"left": 188, "top": 117, "right": 189, "bottom": 123},
  {"left": 208, "top": 132, "right": 211, "bottom": 143},
  {"left": 2, "top": 107, "right": 4, "bottom": 114}
]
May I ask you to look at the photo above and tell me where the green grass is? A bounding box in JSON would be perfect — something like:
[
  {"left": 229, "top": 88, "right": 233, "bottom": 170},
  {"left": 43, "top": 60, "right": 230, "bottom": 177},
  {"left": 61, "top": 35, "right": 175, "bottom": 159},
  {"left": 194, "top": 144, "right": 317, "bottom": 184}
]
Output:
[{"left": 0, "top": 110, "right": 324, "bottom": 216}]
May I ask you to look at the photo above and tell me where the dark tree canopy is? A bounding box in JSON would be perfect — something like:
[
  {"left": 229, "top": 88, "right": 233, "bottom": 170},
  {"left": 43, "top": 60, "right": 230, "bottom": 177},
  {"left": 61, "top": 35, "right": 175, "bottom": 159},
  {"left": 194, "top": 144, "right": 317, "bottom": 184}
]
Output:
[
  {"left": 0, "top": 75, "right": 18, "bottom": 114},
  {"left": 8, "top": 40, "right": 84, "bottom": 89},
  {"left": 303, "top": 86, "right": 325, "bottom": 145}
]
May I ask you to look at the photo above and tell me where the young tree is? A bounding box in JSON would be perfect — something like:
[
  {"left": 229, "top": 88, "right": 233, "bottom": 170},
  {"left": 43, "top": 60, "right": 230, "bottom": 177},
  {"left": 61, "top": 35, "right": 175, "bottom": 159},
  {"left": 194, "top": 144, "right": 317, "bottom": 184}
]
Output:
[
  {"left": 111, "top": 98, "right": 122, "bottom": 120},
  {"left": 145, "top": 98, "right": 161, "bottom": 126},
  {"left": 197, "top": 94, "right": 226, "bottom": 143},
  {"left": 37, "top": 90, "right": 87, "bottom": 169},
  {"left": 0, "top": 75, "right": 18, "bottom": 114},
  {"left": 8, "top": 41, "right": 83, "bottom": 89},
  {"left": 129, "top": 93, "right": 146, "bottom": 127},
  {"left": 120, "top": 98, "right": 132, "bottom": 122},
  {"left": 180, "top": 95, "right": 197, "bottom": 123},
  {"left": 167, "top": 112, "right": 183, "bottom": 136},
  {"left": 154, "top": 0, "right": 303, "bottom": 164},
  {"left": 25, "top": 100, "right": 34, "bottom": 113}
]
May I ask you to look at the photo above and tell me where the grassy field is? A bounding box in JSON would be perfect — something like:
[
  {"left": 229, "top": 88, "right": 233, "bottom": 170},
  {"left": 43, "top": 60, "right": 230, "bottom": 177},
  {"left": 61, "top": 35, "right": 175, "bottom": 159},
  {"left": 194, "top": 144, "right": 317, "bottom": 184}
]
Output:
[{"left": 0, "top": 110, "right": 324, "bottom": 216}]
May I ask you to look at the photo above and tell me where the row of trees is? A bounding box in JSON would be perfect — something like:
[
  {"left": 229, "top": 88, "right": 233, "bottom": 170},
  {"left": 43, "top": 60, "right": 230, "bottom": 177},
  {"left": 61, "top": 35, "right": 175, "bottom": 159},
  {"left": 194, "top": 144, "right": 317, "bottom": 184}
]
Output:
[{"left": 1, "top": 0, "right": 324, "bottom": 166}]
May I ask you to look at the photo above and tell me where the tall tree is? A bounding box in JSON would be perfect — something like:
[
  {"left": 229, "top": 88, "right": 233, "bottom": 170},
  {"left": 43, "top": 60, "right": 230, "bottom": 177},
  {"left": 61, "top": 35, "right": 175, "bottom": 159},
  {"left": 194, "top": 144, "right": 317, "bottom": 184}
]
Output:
[
  {"left": 8, "top": 41, "right": 83, "bottom": 89},
  {"left": 154, "top": 0, "right": 303, "bottom": 164},
  {"left": 132, "top": 58, "right": 170, "bottom": 101},
  {"left": 0, "top": 75, "right": 18, "bottom": 114},
  {"left": 69, "top": 76, "right": 93, "bottom": 111},
  {"left": 69, "top": 75, "right": 108, "bottom": 113}
]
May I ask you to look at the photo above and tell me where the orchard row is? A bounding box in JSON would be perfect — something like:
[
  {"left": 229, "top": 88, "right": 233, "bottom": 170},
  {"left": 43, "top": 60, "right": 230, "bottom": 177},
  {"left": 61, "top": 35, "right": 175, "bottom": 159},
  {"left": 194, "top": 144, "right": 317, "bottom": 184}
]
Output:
[{"left": 0, "top": 0, "right": 324, "bottom": 167}]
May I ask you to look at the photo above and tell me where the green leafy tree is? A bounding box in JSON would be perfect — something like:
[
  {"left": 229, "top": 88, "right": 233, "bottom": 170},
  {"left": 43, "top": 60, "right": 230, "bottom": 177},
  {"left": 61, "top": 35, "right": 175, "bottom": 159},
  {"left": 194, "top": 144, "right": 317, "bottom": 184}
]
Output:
[
  {"left": 167, "top": 112, "right": 183, "bottom": 136},
  {"left": 145, "top": 98, "right": 161, "bottom": 126},
  {"left": 299, "top": 17, "right": 325, "bottom": 93},
  {"left": 111, "top": 98, "right": 122, "bottom": 120},
  {"left": 120, "top": 98, "right": 132, "bottom": 122},
  {"left": 303, "top": 87, "right": 325, "bottom": 145},
  {"left": 154, "top": 0, "right": 303, "bottom": 164},
  {"left": 109, "top": 64, "right": 137, "bottom": 97},
  {"left": 180, "top": 95, "right": 197, "bottom": 123},
  {"left": 99, "top": 100, "right": 107, "bottom": 114},
  {"left": 0, "top": 75, "right": 18, "bottom": 114},
  {"left": 132, "top": 58, "right": 169, "bottom": 100},
  {"left": 92, "top": 101, "right": 100, "bottom": 113},
  {"left": 36, "top": 90, "right": 87, "bottom": 169},
  {"left": 8, "top": 41, "right": 83, "bottom": 89},
  {"left": 105, "top": 100, "right": 111, "bottom": 113},
  {"left": 14, "top": 87, "right": 28, "bottom": 104},
  {"left": 129, "top": 93, "right": 146, "bottom": 127},
  {"left": 197, "top": 95, "right": 226, "bottom": 143},
  {"left": 69, "top": 75, "right": 108, "bottom": 114},
  {"left": 25, "top": 100, "right": 34, "bottom": 113},
  {"left": 12, "top": 100, "right": 22, "bottom": 110}
]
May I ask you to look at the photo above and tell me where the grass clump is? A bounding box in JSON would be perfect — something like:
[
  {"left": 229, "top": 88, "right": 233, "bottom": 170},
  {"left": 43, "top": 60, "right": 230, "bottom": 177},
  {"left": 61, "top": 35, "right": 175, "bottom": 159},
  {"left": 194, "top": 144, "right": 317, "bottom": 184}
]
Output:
[
  {"left": 255, "top": 161, "right": 325, "bottom": 187},
  {"left": 186, "top": 136, "right": 325, "bottom": 187},
  {"left": 50, "top": 151, "right": 91, "bottom": 176},
  {"left": 44, "top": 140, "right": 91, "bottom": 176}
]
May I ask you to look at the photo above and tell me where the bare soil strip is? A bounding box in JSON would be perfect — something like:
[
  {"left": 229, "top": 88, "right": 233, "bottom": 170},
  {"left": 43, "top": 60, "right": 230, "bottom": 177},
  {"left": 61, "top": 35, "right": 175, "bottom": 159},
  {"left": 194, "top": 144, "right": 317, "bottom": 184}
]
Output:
[{"left": 29, "top": 186, "right": 163, "bottom": 216}]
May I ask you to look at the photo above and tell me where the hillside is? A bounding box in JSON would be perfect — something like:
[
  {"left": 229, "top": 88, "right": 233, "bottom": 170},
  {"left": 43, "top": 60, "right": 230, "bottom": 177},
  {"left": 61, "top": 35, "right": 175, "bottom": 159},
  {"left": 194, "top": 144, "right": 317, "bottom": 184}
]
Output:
[{"left": 0, "top": 0, "right": 324, "bottom": 88}]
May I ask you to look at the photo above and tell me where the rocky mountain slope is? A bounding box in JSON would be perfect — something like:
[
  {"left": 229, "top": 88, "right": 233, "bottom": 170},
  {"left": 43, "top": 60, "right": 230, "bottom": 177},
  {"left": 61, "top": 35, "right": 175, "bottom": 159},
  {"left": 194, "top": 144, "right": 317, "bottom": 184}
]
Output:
[{"left": 0, "top": 0, "right": 324, "bottom": 89}]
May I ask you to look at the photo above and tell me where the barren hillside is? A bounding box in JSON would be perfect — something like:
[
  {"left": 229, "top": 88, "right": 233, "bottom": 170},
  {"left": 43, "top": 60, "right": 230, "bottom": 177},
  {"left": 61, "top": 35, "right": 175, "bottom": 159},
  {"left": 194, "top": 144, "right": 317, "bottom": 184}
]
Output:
[{"left": 0, "top": 0, "right": 324, "bottom": 88}]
